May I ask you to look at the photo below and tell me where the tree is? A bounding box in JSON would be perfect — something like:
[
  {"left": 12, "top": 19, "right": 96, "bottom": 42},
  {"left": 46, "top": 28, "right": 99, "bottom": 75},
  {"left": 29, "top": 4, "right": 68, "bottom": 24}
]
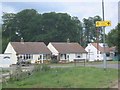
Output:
[
  {"left": 106, "top": 23, "right": 119, "bottom": 54},
  {"left": 106, "top": 28, "right": 118, "bottom": 47},
  {"left": 2, "top": 9, "right": 83, "bottom": 52},
  {"left": 118, "top": 23, "right": 120, "bottom": 55},
  {"left": 82, "top": 16, "right": 102, "bottom": 47}
]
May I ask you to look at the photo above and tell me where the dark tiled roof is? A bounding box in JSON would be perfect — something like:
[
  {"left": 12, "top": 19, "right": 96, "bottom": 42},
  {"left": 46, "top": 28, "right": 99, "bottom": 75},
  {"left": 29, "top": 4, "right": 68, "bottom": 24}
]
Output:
[
  {"left": 92, "top": 43, "right": 110, "bottom": 53},
  {"left": 11, "top": 42, "right": 51, "bottom": 54},
  {"left": 109, "top": 46, "right": 117, "bottom": 52},
  {"left": 50, "top": 42, "right": 87, "bottom": 53}
]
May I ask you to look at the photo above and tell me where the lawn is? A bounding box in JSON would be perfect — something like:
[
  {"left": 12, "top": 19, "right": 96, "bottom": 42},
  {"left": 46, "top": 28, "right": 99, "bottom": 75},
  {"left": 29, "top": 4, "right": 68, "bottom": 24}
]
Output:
[{"left": 2, "top": 66, "right": 118, "bottom": 88}]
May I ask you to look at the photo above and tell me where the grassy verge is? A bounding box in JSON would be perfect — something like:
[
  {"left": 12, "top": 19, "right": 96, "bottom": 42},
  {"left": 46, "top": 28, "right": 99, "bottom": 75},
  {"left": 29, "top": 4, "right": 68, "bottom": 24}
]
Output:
[
  {"left": 86, "top": 61, "right": 119, "bottom": 64},
  {"left": 2, "top": 66, "right": 118, "bottom": 88},
  {"left": 48, "top": 60, "right": 119, "bottom": 66}
]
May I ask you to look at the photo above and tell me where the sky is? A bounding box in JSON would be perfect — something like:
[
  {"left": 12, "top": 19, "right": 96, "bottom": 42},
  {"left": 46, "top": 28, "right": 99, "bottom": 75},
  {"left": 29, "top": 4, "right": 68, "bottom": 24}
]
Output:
[{"left": 0, "top": 0, "right": 119, "bottom": 34}]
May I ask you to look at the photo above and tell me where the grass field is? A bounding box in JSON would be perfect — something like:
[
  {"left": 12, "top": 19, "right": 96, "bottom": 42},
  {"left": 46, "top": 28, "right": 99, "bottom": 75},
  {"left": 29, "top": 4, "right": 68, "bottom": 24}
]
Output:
[{"left": 2, "top": 66, "right": 118, "bottom": 88}]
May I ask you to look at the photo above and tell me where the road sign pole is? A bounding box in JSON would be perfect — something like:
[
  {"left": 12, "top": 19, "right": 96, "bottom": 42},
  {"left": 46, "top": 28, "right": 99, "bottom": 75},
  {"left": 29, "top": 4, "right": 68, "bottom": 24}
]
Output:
[
  {"left": 103, "top": 26, "right": 107, "bottom": 70},
  {"left": 102, "top": 0, "right": 107, "bottom": 70}
]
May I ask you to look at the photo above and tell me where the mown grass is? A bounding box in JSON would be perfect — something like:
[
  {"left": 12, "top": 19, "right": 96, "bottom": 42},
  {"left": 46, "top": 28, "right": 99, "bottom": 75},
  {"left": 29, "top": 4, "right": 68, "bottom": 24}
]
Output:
[{"left": 2, "top": 66, "right": 118, "bottom": 88}]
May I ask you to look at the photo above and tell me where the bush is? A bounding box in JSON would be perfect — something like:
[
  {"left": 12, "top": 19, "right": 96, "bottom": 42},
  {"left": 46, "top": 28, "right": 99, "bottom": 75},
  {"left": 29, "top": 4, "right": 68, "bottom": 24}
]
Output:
[
  {"left": 33, "top": 64, "right": 50, "bottom": 72},
  {"left": 50, "top": 55, "right": 59, "bottom": 63},
  {"left": 33, "top": 64, "right": 42, "bottom": 72},
  {"left": 9, "top": 66, "right": 32, "bottom": 81},
  {"left": 50, "top": 59, "right": 59, "bottom": 63},
  {"left": 41, "top": 64, "right": 50, "bottom": 71}
]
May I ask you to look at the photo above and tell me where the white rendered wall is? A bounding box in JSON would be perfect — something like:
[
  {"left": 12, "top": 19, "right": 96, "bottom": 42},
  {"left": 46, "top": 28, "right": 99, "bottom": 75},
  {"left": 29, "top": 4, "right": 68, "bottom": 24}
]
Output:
[
  {"left": 47, "top": 43, "right": 59, "bottom": 56},
  {"left": 4, "top": 43, "right": 17, "bottom": 64}
]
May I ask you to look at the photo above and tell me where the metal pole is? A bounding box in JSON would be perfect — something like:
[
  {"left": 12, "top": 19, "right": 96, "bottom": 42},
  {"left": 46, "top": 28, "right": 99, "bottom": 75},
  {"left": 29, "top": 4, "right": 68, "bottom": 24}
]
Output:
[
  {"left": 102, "top": 0, "right": 107, "bottom": 70},
  {"left": 97, "top": 28, "right": 99, "bottom": 60}
]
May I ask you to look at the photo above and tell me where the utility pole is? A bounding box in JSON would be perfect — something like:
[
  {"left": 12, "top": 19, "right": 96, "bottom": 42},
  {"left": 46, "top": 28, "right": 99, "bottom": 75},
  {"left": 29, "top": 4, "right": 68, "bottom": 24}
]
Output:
[
  {"left": 102, "top": 0, "right": 107, "bottom": 70},
  {"left": 97, "top": 28, "right": 99, "bottom": 60}
]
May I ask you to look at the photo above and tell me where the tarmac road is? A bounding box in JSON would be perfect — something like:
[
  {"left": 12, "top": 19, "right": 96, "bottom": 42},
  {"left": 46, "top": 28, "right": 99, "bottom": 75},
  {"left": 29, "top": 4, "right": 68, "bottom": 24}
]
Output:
[{"left": 50, "top": 63, "right": 120, "bottom": 69}]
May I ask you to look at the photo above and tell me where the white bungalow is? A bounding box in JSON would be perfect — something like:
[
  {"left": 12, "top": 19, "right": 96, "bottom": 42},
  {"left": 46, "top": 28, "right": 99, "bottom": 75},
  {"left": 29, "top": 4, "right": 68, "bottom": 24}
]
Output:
[
  {"left": 47, "top": 42, "right": 87, "bottom": 62},
  {"left": 85, "top": 43, "right": 112, "bottom": 61},
  {"left": 4, "top": 42, "right": 51, "bottom": 64}
]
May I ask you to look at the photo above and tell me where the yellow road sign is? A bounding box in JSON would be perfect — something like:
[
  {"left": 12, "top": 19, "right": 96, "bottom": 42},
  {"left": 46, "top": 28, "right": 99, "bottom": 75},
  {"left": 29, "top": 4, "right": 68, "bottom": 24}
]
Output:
[{"left": 96, "top": 21, "right": 111, "bottom": 27}]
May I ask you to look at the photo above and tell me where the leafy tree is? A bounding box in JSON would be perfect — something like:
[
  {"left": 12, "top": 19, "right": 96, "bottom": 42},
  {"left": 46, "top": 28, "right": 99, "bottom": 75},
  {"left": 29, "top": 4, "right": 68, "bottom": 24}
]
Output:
[
  {"left": 0, "top": 25, "right": 2, "bottom": 53},
  {"left": 106, "top": 27, "right": 118, "bottom": 47},
  {"left": 118, "top": 23, "right": 120, "bottom": 54},
  {"left": 106, "top": 23, "right": 119, "bottom": 55},
  {"left": 82, "top": 16, "right": 102, "bottom": 47},
  {"left": 2, "top": 9, "right": 83, "bottom": 52},
  {"left": 2, "top": 9, "right": 105, "bottom": 53}
]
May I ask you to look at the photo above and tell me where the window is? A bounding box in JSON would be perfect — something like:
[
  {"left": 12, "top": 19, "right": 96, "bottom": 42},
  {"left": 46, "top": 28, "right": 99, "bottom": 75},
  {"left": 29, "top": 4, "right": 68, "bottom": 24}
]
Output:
[
  {"left": 26, "top": 54, "right": 29, "bottom": 59},
  {"left": 28, "top": 54, "right": 31, "bottom": 59},
  {"left": 75, "top": 54, "right": 82, "bottom": 58},
  {"left": 106, "top": 53, "right": 110, "bottom": 57},
  {"left": 30, "top": 54, "right": 33, "bottom": 59},
  {"left": 64, "top": 54, "right": 67, "bottom": 59},
  {"left": 60, "top": 54, "right": 67, "bottom": 60},
  {"left": 61, "top": 54, "right": 63, "bottom": 57},
  {"left": 20, "top": 54, "right": 33, "bottom": 60},
  {"left": 19, "top": 55, "right": 22, "bottom": 59},
  {"left": 39, "top": 55, "right": 42, "bottom": 60},
  {"left": 4, "top": 56, "right": 10, "bottom": 59},
  {"left": 47, "top": 54, "right": 51, "bottom": 59},
  {"left": 43, "top": 54, "right": 46, "bottom": 60},
  {"left": 67, "top": 55, "right": 69, "bottom": 59},
  {"left": 24, "top": 54, "right": 26, "bottom": 60}
]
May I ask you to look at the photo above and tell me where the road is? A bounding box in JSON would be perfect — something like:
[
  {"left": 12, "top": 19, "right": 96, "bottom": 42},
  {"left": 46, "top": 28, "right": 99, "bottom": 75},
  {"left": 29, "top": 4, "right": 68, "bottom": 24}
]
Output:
[
  {"left": 50, "top": 63, "right": 120, "bottom": 69},
  {"left": 85, "top": 63, "right": 119, "bottom": 69}
]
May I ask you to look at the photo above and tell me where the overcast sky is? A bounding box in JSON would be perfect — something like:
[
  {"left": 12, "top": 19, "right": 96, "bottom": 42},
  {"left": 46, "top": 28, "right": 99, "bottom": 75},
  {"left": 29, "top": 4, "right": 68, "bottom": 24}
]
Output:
[{"left": 0, "top": 0, "right": 119, "bottom": 34}]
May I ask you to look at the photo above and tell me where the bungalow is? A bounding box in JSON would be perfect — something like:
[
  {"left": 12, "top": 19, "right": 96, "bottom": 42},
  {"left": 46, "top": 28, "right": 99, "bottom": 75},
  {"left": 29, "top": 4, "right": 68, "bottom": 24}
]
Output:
[
  {"left": 4, "top": 42, "right": 51, "bottom": 64},
  {"left": 47, "top": 42, "right": 87, "bottom": 62},
  {"left": 85, "top": 43, "right": 112, "bottom": 61}
]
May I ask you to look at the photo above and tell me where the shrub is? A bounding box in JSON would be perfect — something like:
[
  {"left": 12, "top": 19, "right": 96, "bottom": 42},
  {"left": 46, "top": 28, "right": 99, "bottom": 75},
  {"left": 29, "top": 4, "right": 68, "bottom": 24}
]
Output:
[
  {"left": 9, "top": 66, "right": 32, "bottom": 81},
  {"left": 41, "top": 64, "right": 50, "bottom": 71},
  {"left": 50, "top": 59, "right": 59, "bottom": 63},
  {"left": 33, "top": 64, "right": 50, "bottom": 72},
  {"left": 50, "top": 55, "right": 59, "bottom": 63},
  {"left": 33, "top": 64, "right": 42, "bottom": 72}
]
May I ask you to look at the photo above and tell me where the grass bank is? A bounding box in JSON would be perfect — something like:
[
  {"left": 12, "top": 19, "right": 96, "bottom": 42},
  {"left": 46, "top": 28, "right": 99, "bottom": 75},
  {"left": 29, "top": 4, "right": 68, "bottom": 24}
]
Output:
[{"left": 2, "top": 66, "right": 118, "bottom": 88}]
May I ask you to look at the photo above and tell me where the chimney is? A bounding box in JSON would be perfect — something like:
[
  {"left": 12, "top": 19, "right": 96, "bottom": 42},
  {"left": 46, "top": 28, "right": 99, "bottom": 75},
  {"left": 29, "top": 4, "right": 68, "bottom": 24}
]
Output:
[
  {"left": 21, "top": 37, "right": 24, "bottom": 44},
  {"left": 67, "top": 38, "right": 70, "bottom": 43}
]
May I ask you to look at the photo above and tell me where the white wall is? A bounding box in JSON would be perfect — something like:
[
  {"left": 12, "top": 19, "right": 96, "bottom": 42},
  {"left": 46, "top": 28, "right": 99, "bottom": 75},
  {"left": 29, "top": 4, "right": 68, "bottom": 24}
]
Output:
[
  {"left": 69, "top": 53, "right": 75, "bottom": 62},
  {"left": 85, "top": 43, "right": 96, "bottom": 61},
  {"left": 0, "top": 54, "right": 13, "bottom": 67},
  {"left": 62, "top": 53, "right": 87, "bottom": 62},
  {"left": 82, "top": 53, "right": 87, "bottom": 61},
  {"left": 32, "top": 54, "right": 39, "bottom": 63},
  {"left": 4, "top": 43, "right": 17, "bottom": 64},
  {"left": 32, "top": 54, "right": 50, "bottom": 63},
  {"left": 85, "top": 43, "right": 104, "bottom": 61},
  {"left": 85, "top": 43, "right": 112, "bottom": 61},
  {"left": 47, "top": 43, "right": 59, "bottom": 56}
]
